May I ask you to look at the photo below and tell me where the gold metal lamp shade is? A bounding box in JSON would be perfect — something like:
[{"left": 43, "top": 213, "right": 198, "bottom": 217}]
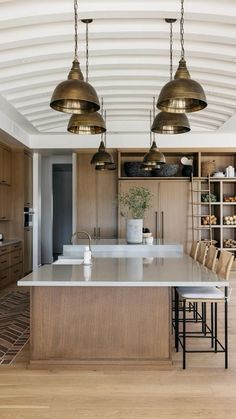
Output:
[
  {"left": 90, "top": 140, "right": 114, "bottom": 166},
  {"left": 68, "top": 111, "right": 106, "bottom": 134},
  {"left": 152, "top": 110, "right": 190, "bottom": 134},
  {"left": 142, "top": 140, "right": 166, "bottom": 171},
  {"left": 50, "top": 59, "right": 100, "bottom": 115},
  {"left": 157, "top": 58, "right": 207, "bottom": 113}
]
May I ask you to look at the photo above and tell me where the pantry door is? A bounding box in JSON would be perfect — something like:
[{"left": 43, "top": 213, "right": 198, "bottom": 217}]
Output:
[{"left": 159, "top": 181, "right": 190, "bottom": 250}]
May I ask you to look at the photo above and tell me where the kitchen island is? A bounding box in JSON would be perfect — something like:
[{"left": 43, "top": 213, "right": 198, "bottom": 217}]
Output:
[{"left": 18, "top": 244, "right": 228, "bottom": 368}]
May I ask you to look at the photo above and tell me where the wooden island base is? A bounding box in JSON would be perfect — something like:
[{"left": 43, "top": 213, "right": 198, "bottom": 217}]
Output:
[{"left": 30, "top": 287, "right": 172, "bottom": 368}]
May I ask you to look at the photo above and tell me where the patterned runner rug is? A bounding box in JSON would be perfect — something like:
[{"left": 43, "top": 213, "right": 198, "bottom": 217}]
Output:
[{"left": 0, "top": 290, "right": 30, "bottom": 365}]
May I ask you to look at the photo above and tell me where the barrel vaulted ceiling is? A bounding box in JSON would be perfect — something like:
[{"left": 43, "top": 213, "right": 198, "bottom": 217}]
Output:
[{"left": 0, "top": 0, "right": 236, "bottom": 135}]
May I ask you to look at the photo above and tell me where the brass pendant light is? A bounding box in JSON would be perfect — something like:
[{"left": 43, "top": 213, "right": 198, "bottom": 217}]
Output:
[
  {"left": 50, "top": 1, "right": 100, "bottom": 114},
  {"left": 67, "top": 20, "right": 106, "bottom": 134},
  {"left": 142, "top": 105, "right": 166, "bottom": 171},
  {"left": 152, "top": 19, "right": 190, "bottom": 134},
  {"left": 91, "top": 111, "right": 116, "bottom": 171},
  {"left": 157, "top": 0, "right": 207, "bottom": 113}
]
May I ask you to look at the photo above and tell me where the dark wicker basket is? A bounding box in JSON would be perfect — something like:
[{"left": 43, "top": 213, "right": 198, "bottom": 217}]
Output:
[
  {"left": 124, "top": 162, "right": 151, "bottom": 177},
  {"left": 151, "top": 164, "right": 179, "bottom": 177}
]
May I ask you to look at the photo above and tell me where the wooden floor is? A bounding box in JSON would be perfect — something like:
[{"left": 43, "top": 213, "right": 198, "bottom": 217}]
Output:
[{"left": 1, "top": 277, "right": 236, "bottom": 418}]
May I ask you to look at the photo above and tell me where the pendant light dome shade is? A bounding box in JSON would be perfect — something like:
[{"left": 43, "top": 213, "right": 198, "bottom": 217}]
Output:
[
  {"left": 143, "top": 140, "right": 166, "bottom": 166},
  {"left": 68, "top": 111, "right": 106, "bottom": 134},
  {"left": 157, "top": 58, "right": 207, "bottom": 113},
  {"left": 50, "top": 59, "right": 100, "bottom": 115},
  {"left": 90, "top": 140, "right": 114, "bottom": 166},
  {"left": 152, "top": 110, "right": 190, "bottom": 134}
]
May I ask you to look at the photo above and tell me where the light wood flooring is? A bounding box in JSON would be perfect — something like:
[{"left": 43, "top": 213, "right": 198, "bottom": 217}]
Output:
[{"left": 0, "top": 277, "right": 236, "bottom": 419}]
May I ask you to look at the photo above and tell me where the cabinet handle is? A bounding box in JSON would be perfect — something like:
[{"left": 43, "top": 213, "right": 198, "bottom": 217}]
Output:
[
  {"left": 93, "top": 227, "right": 97, "bottom": 238},
  {"left": 1, "top": 260, "right": 7, "bottom": 264},
  {"left": 1, "top": 275, "right": 7, "bottom": 280},
  {"left": 155, "top": 211, "right": 158, "bottom": 239},
  {"left": 161, "top": 211, "right": 164, "bottom": 240},
  {"left": 98, "top": 227, "right": 101, "bottom": 239}
]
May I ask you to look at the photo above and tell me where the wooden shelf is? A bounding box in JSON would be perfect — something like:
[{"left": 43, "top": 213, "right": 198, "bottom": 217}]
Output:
[{"left": 118, "top": 177, "right": 190, "bottom": 181}]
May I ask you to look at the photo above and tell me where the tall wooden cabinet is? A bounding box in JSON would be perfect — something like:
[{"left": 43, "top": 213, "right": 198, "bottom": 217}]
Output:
[
  {"left": 24, "top": 151, "right": 33, "bottom": 207},
  {"left": 0, "top": 144, "right": 11, "bottom": 185},
  {"left": 118, "top": 179, "right": 190, "bottom": 249},
  {"left": 76, "top": 153, "right": 117, "bottom": 239}
]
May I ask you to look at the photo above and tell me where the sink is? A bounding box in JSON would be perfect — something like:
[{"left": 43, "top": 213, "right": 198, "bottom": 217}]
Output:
[{"left": 53, "top": 258, "right": 84, "bottom": 265}]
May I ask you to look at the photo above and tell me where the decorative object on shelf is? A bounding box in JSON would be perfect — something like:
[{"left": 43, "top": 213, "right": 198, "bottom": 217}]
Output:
[
  {"left": 224, "top": 195, "right": 236, "bottom": 202},
  {"left": 91, "top": 110, "right": 116, "bottom": 171},
  {"left": 50, "top": 0, "right": 100, "bottom": 114},
  {"left": 225, "top": 166, "right": 235, "bottom": 178},
  {"left": 223, "top": 216, "right": 236, "bottom": 225},
  {"left": 142, "top": 228, "right": 153, "bottom": 245},
  {"left": 142, "top": 103, "right": 166, "bottom": 171},
  {"left": 181, "top": 156, "right": 193, "bottom": 177},
  {"left": 157, "top": 0, "right": 207, "bottom": 113},
  {"left": 201, "top": 160, "right": 216, "bottom": 177},
  {"left": 124, "top": 162, "right": 151, "bottom": 177},
  {"left": 201, "top": 193, "right": 217, "bottom": 202},
  {"left": 223, "top": 238, "right": 236, "bottom": 249},
  {"left": 213, "top": 172, "right": 225, "bottom": 178},
  {"left": 201, "top": 215, "right": 217, "bottom": 226},
  {"left": 151, "top": 164, "right": 179, "bottom": 177},
  {"left": 67, "top": 20, "right": 106, "bottom": 134},
  {"left": 152, "top": 19, "right": 190, "bottom": 134},
  {"left": 117, "top": 187, "right": 153, "bottom": 243}
]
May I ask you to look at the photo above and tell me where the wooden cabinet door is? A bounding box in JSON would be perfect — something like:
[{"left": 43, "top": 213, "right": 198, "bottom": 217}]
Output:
[
  {"left": 24, "top": 227, "right": 32, "bottom": 274},
  {"left": 0, "top": 145, "right": 11, "bottom": 185},
  {"left": 0, "top": 185, "right": 11, "bottom": 221},
  {"left": 24, "top": 152, "right": 33, "bottom": 207},
  {"left": 76, "top": 154, "right": 97, "bottom": 238},
  {"left": 96, "top": 158, "right": 118, "bottom": 238},
  {"left": 159, "top": 181, "right": 190, "bottom": 249},
  {"left": 118, "top": 180, "right": 159, "bottom": 238}
]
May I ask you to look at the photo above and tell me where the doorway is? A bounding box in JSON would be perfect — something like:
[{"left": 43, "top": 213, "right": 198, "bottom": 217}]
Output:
[{"left": 52, "top": 164, "right": 72, "bottom": 260}]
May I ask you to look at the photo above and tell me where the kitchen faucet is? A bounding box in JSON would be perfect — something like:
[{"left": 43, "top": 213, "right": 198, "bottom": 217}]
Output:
[{"left": 71, "top": 231, "right": 92, "bottom": 252}]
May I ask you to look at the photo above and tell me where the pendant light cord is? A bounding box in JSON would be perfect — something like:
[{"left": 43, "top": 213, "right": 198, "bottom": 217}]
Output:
[
  {"left": 152, "top": 97, "right": 156, "bottom": 143},
  {"left": 170, "top": 21, "right": 173, "bottom": 80},
  {"left": 74, "top": 0, "right": 79, "bottom": 59},
  {"left": 104, "top": 110, "right": 107, "bottom": 146},
  {"left": 86, "top": 21, "right": 89, "bottom": 82},
  {"left": 180, "top": 0, "right": 185, "bottom": 59}
]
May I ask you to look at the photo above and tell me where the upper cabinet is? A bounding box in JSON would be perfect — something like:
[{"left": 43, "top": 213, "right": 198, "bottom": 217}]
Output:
[
  {"left": 24, "top": 151, "right": 33, "bottom": 207},
  {"left": 0, "top": 144, "right": 11, "bottom": 185},
  {"left": 76, "top": 153, "right": 118, "bottom": 239}
]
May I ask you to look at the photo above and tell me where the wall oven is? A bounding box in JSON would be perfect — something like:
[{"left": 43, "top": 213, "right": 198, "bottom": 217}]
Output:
[{"left": 24, "top": 207, "right": 34, "bottom": 227}]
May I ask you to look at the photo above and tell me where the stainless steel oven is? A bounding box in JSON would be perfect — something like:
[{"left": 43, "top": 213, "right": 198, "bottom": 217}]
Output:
[{"left": 24, "top": 207, "right": 34, "bottom": 227}]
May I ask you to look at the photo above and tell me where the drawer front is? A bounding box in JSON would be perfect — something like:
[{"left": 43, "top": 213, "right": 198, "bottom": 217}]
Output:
[
  {"left": 10, "top": 242, "right": 23, "bottom": 252},
  {"left": 0, "top": 246, "right": 9, "bottom": 256},
  {"left": 10, "top": 249, "right": 23, "bottom": 266},
  {"left": 10, "top": 263, "right": 23, "bottom": 282},
  {"left": 0, "top": 253, "right": 10, "bottom": 271},
  {"left": 0, "top": 268, "right": 11, "bottom": 289}
]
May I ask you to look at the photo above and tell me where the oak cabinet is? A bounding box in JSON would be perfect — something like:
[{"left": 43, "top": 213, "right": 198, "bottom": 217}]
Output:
[
  {"left": 24, "top": 152, "right": 33, "bottom": 207},
  {"left": 76, "top": 153, "right": 117, "bottom": 239},
  {"left": 0, "top": 242, "right": 23, "bottom": 289},
  {"left": 0, "top": 145, "right": 11, "bottom": 185},
  {"left": 0, "top": 185, "right": 11, "bottom": 221},
  {"left": 118, "top": 180, "right": 190, "bottom": 248},
  {"left": 24, "top": 227, "right": 33, "bottom": 275}
]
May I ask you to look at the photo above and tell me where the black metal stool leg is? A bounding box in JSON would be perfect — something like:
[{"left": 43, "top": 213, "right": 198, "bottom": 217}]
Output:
[
  {"left": 211, "top": 302, "right": 214, "bottom": 348},
  {"left": 214, "top": 303, "right": 218, "bottom": 352},
  {"left": 175, "top": 288, "right": 179, "bottom": 352},
  {"left": 225, "top": 288, "right": 228, "bottom": 369},
  {"left": 183, "top": 299, "right": 186, "bottom": 369}
]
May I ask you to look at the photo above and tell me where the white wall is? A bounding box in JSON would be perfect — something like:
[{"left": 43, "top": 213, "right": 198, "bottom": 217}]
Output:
[{"left": 41, "top": 154, "right": 72, "bottom": 264}]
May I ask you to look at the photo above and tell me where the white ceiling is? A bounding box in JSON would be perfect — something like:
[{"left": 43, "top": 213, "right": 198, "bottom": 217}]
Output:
[{"left": 0, "top": 0, "right": 236, "bottom": 137}]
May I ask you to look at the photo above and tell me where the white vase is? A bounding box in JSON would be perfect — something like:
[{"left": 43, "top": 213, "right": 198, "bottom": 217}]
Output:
[{"left": 126, "top": 219, "right": 143, "bottom": 244}]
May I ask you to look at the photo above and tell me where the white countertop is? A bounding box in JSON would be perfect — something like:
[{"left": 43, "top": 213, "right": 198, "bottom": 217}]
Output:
[
  {"left": 18, "top": 255, "right": 228, "bottom": 287},
  {"left": 0, "top": 239, "right": 22, "bottom": 247}
]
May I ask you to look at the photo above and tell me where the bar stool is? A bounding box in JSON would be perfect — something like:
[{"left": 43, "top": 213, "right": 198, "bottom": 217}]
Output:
[
  {"left": 205, "top": 245, "right": 218, "bottom": 271},
  {"left": 190, "top": 241, "right": 200, "bottom": 260},
  {"left": 196, "top": 241, "right": 208, "bottom": 265},
  {"left": 175, "top": 250, "right": 234, "bottom": 369}
]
